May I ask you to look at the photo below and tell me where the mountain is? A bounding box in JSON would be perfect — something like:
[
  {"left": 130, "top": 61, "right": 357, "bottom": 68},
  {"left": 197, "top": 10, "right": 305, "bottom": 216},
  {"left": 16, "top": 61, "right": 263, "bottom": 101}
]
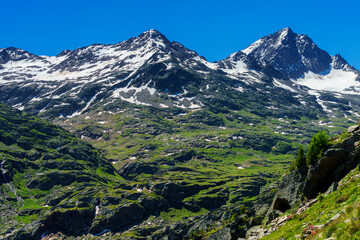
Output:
[
  {"left": 0, "top": 28, "right": 360, "bottom": 120},
  {"left": 241, "top": 27, "right": 360, "bottom": 93},
  {"left": 1, "top": 28, "right": 360, "bottom": 239},
  {"left": 0, "top": 29, "right": 221, "bottom": 115}
]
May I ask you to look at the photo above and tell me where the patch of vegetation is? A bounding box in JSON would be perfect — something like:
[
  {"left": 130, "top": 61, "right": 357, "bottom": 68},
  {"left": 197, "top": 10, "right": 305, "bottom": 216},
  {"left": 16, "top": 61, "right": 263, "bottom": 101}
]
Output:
[
  {"left": 306, "top": 130, "right": 329, "bottom": 165},
  {"left": 262, "top": 167, "right": 360, "bottom": 240}
]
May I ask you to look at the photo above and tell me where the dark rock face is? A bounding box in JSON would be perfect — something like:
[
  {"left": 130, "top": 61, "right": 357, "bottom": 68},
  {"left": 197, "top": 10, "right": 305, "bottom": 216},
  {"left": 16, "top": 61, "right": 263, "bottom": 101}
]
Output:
[
  {"left": 196, "top": 195, "right": 228, "bottom": 210},
  {"left": 271, "top": 167, "right": 307, "bottom": 209},
  {"left": 244, "top": 27, "right": 332, "bottom": 78},
  {"left": 207, "top": 227, "right": 232, "bottom": 240},
  {"left": 303, "top": 132, "right": 360, "bottom": 199},
  {"left": 13, "top": 208, "right": 95, "bottom": 240},
  {"left": 268, "top": 126, "right": 360, "bottom": 213},
  {"left": 273, "top": 198, "right": 291, "bottom": 212},
  {"left": 41, "top": 208, "right": 95, "bottom": 236},
  {"left": 216, "top": 51, "right": 286, "bottom": 80},
  {"left": 332, "top": 54, "right": 350, "bottom": 70},
  {"left": 151, "top": 181, "right": 208, "bottom": 206},
  {"left": 0, "top": 47, "right": 42, "bottom": 64},
  {"left": 90, "top": 203, "right": 146, "bottom": 235}
]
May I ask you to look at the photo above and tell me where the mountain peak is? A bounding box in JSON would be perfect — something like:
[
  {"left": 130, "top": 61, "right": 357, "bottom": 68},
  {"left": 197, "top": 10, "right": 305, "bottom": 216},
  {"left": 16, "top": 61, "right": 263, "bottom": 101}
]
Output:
[
  {"left": 274, "top": 27, "right": 295, "bottom": 38},
  {"left": 0, "top": 47, "right": 37, "bottom": 63},
  {"left": 242, "top": 28, "right": 332, "bottom": 78},
  {"left": 332, "top": 53, "right": 352, "bottom": 70},
  {"left": 137, "top": 29, "right": 170, "bottom": 44},
  {"left": 280, "top": 27, "right": 293, "bottom": 33},
  {"left": 272, "top": 27, "right": 297, "bottom": 46}
]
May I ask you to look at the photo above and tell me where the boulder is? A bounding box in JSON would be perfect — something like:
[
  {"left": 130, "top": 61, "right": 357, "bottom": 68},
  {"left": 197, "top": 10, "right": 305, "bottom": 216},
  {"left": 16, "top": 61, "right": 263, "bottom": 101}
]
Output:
[
  {"left": 269, "top": 168, "right": 307, "bottom": 210},
  {"left": 207, "top": 227, "right": 232, "bottom": 240},
  {"left": 347, "top": 125, "right": 359, "bottom": 133},
  {"left": 138, "top": 194, "right": 167, "bottom": 212},
  {"left": 118, "top": 162, "right": 159, "bottom": 179},
  {"left": 151, "top": 181, "right": 209, "bottom": 206},
  {"left": 89, "top": 203, "right": 146, "bottom": 235}
]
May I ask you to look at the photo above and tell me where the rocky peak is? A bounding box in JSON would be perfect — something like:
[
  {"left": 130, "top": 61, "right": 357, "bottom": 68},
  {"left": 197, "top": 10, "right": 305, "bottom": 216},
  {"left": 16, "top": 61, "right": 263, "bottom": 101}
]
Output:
[
  {"left": 56, "top": 49, "right": 72, "bottom": 57},
  {"left": 332, "top": 53, "right": 350, "bottom": 69},
  {"left": 242, "top": 27, "right": 332, "bottom": 78},
  {"left": 0, "top": 47, "right": 39, "bottom": 64},
  {"left": 272, "top": 27, "right": 296, "bottom": 45},
  {"left": 127, "top": 29, "right": 171, "bottom": 51},
  {"left": 141, "top": 29, "right": 170, "bottom": 42}
]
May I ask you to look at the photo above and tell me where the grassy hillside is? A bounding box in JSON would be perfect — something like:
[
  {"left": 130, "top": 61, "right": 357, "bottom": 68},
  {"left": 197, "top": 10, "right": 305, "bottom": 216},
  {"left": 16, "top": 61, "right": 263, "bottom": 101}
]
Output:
[
  {"left": 261, "top": 166, "right": 360, "bottom": 239},
  {"left": 0, "top": 99, "right": 357, "bottom": 239}
]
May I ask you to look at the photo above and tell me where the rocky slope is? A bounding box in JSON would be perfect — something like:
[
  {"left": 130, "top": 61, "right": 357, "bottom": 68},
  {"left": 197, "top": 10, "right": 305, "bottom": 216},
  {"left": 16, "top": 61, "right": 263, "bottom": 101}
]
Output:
[
  {"left": 239, "top": 124, "right": 360, "bottom": 239},
  {"left": 242, "top": 27, "right": 360, "bottom": 93}
]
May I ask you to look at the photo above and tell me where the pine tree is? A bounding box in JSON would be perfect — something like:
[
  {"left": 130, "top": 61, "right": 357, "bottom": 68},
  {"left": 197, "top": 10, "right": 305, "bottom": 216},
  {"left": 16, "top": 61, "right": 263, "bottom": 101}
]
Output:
[
  {"left": 306, "top": 131, "right": 328, "bottom": 165},
  {"left": 295, "top": 146, "right": 306, "bottom": 168}
]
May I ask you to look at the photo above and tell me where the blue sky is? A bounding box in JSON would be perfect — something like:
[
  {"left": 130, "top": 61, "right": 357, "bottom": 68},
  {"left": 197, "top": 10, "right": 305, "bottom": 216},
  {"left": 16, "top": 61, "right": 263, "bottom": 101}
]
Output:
[{"left": 2, "top": 0, "right": 360, "bottom": 69}]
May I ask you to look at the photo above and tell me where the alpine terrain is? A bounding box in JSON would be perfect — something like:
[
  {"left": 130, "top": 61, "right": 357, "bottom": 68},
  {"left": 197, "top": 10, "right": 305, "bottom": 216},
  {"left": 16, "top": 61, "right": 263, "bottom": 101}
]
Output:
[{"left": 1, "top": 28, "right": 360, "bottom": 239}]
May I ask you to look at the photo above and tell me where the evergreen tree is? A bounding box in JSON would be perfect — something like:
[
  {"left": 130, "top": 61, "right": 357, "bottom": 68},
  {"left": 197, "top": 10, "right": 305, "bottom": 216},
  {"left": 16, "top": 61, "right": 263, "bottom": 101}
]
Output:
[
  {"left": 295, "top": 146, "right": 306, "bottom": 168},
  {"left": 306, "top": 130, "right": 328, "bottom": 165}
]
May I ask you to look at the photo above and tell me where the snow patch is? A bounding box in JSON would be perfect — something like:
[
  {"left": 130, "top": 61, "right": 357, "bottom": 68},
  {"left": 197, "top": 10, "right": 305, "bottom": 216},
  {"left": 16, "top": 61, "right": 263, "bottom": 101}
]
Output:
[
  {"left": 296, "top": 69, "right": 359, "bottom": 93},
  {"left": 274, "top": 80, "right": 297, "bottom": 93}
]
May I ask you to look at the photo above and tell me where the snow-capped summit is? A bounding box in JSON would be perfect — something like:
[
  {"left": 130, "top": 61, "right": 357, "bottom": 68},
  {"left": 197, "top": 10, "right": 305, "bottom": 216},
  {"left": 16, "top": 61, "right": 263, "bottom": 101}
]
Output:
[
  {"left": 0, "top": 29, "right": 190, "bottom": 83},
  {"left": 241, "top": 27, "right": 332, "bottom": 79},
  {"left": 0, "top": 47, "right": 41, "bottom": 64},
  {"left": 1, "top": 28, "right": 360, "bottom": 118},
  {"left": 0, "top": 29, "right": 214, "bottom": 114},
  {"left": 137, "top": 29, "right": 171, "bottom": 44}
]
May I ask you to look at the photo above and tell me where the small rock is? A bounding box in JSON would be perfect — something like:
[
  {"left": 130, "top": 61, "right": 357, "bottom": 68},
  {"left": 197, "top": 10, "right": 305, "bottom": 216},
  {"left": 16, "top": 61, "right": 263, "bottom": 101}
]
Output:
[
  {"left": 348, "top": 125, "right": 359, "bottom": 133},
  {"left": 325, "top": 182, "right": 338, "bottom": 195},
  {"left": 325, "top": 210, "right": 344, "bottom": 226},
  {"left": 250, "top": 216, "right": 263, "bottom": 226},
  {"left": 314, "top": 224, "right": 324, "bottom": 229}
]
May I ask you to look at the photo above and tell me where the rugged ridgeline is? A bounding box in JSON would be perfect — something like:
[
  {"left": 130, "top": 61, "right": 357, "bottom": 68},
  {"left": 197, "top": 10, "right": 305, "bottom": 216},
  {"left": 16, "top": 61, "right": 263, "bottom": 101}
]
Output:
[
  {"left": 1, "top": 28, "right": 360, "bottom": 119},
  {"left": 1, "top": 28, "right": 360, "bottom": 240}
]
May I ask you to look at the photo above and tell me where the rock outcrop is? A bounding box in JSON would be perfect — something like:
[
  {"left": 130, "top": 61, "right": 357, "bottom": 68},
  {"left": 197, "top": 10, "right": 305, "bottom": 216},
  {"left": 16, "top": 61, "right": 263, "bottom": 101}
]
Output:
[{"left": 254, "top": 124, "right": 360, "bottom": 235}]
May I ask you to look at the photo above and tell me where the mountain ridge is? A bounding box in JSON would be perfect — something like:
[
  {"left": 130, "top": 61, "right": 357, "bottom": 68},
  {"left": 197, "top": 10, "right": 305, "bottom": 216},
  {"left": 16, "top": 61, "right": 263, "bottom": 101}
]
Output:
[
  {"left": 1, "top": 28, "right": 360, "bottom": 119},
  {"left": 2, "top": 28, "right": 360, "bottom": 239}
]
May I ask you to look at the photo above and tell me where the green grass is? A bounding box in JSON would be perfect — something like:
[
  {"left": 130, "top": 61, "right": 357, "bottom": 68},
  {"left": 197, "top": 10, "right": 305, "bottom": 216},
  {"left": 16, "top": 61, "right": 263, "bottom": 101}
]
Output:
[
  {"left": 159, "top": 207, "right": 209, "bottom": 222},
  {"left": 2, "top": 101, "right": 355, "bottom": 237},
  {"left": 262, "top": 167, "right": 360, "bottom": 240}
]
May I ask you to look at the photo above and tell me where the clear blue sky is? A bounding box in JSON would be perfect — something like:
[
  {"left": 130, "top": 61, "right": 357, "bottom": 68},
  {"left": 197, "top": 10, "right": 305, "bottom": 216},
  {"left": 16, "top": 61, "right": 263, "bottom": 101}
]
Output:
[{"left": 1, "top": 0, "right": 360, "bottom": 69}]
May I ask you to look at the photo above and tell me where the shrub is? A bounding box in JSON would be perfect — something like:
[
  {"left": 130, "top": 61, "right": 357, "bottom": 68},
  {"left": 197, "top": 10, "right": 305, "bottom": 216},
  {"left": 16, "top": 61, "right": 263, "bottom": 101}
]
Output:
[
  {"left": 273, "top": 141, "right": 293, "bottom": 154},
  {"left": 317, "top": 192, "right": 324, "bottom": 202},
  {"left": 306, "top": 131, "right": 328, "bottom": 165}
]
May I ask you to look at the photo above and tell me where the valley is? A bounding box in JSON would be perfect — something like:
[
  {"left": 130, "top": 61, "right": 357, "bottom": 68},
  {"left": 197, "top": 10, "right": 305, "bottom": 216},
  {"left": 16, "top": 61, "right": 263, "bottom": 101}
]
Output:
[{"left": 1, "top": 27, "right": 360, "bottom": 239}]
